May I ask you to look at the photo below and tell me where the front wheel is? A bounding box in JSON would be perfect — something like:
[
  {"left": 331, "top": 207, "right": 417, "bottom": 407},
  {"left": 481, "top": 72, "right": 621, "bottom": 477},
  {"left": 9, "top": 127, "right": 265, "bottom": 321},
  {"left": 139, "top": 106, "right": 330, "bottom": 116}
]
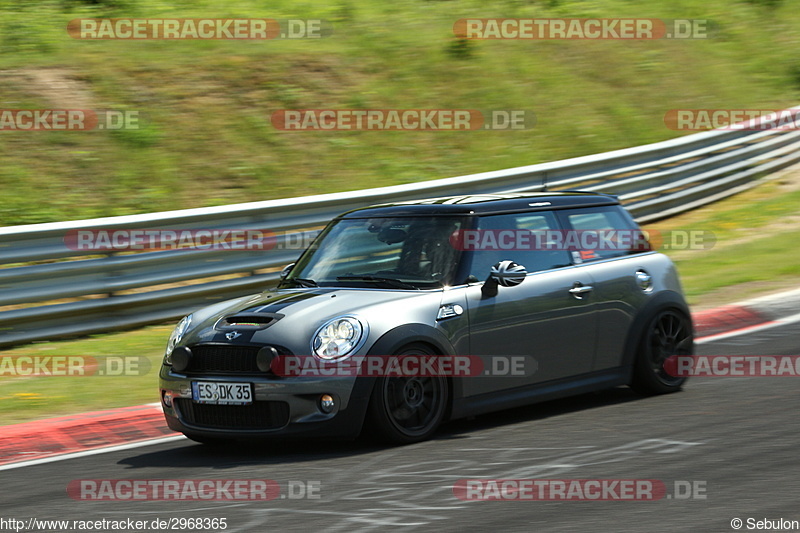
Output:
[
  {"left": 630, "top": 309, "right": 693, "bottom": 395},
  {"left": 365, "top": 343, "right": 449, "bottom": 444}
]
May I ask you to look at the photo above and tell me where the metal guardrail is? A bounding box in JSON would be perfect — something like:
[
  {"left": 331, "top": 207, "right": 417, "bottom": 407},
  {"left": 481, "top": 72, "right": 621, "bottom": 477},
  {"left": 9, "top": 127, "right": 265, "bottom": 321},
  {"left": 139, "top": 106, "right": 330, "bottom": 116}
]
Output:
[{"left": 2, "top": 108, "right": 799, "bottom": 347}]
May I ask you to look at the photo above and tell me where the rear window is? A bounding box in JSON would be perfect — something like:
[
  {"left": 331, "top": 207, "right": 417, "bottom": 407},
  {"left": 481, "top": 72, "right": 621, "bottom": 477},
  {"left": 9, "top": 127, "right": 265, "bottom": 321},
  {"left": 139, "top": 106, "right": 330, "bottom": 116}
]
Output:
[{"left": 558, "top": 205, "right": 648, "bottom": 262}]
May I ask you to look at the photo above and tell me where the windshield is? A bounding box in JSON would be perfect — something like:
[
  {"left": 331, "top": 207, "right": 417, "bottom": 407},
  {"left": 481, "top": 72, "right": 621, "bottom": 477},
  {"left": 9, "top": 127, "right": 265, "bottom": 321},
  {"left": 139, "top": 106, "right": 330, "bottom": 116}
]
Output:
[{"left": 282, "top": 216, "right": 468, "bottom": 289}]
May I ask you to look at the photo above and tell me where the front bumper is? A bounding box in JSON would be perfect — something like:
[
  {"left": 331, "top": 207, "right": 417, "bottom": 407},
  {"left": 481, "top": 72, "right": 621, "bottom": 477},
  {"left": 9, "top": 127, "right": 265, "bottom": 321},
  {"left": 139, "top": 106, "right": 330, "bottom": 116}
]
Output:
[{"left": 159, "top": 365, "right": 373, "bottom": 440}]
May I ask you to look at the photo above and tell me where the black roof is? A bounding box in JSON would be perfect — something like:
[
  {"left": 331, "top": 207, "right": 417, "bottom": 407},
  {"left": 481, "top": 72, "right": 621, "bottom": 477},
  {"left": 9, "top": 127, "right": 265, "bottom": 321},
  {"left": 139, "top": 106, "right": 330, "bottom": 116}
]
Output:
[{"left": 340, "top": 191, "right": 620, "bottom": 218}]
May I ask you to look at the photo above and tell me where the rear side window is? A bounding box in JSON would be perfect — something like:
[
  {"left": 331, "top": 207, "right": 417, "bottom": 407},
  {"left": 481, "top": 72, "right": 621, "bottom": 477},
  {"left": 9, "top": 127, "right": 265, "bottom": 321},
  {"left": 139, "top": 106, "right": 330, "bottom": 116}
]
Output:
[
  {"left": 463, "top": 211, "right": 572, "bottom": 279},
  {"left": 558, "top": 206, "right": 648, "bottom": 262}
]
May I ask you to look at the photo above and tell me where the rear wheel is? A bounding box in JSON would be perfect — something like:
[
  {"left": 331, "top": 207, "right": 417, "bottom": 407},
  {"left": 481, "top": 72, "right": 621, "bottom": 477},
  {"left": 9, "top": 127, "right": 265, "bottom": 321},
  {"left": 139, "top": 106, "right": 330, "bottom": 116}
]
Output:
[
  {"left": 630, "top": 309, "right": 693, "bottom": 395},
  {"left": 366, "top": 343, "right": 449, "bottom": 444}
]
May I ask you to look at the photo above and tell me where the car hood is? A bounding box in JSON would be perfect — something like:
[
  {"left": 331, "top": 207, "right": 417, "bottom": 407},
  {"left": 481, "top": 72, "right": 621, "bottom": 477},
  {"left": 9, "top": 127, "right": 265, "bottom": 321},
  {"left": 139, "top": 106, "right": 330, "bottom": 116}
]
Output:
[{"left": 180, "top": 287, "right": 446, "bottom": 354}]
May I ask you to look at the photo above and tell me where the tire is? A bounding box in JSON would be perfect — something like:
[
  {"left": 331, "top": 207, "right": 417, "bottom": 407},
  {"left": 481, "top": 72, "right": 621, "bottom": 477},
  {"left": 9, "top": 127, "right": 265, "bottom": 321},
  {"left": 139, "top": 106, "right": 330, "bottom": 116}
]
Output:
[
  {"left": 365, "top": 343, "right": 449, "bottom": 444},
  {"left": 630, "top": 308, "right": 693, "bottom": 395}
]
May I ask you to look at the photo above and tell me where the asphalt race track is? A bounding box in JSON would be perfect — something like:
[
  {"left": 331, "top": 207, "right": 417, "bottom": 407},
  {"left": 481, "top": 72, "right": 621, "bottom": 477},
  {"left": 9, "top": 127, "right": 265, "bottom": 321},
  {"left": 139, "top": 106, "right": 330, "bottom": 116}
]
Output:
[{"left": 2, "top": 321, "right": 799, "bottom": 533}]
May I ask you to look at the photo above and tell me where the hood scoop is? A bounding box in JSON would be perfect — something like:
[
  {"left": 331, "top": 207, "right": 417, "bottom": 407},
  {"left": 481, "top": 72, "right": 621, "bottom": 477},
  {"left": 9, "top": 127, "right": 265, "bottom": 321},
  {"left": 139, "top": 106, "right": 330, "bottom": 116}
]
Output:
[{"left": 214, "top": 312, "right": 284, "bottom": 331}]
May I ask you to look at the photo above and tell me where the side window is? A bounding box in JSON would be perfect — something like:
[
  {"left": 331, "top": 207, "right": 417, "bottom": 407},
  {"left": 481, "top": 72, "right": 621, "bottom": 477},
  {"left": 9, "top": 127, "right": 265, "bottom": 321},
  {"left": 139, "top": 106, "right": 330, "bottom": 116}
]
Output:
[
  {"left": 464, "top": 211, "right": 572, "bottom": 279},
  {"left": 558, "top": 206, "right": 646, "bottom": 262}
]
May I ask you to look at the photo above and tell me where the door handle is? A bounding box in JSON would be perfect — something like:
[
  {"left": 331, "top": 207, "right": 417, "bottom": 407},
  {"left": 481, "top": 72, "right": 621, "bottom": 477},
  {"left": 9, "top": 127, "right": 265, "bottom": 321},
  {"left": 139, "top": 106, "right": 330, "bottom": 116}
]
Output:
[{"left": 569, "top": 284, "right": 593, "bottom": 299}]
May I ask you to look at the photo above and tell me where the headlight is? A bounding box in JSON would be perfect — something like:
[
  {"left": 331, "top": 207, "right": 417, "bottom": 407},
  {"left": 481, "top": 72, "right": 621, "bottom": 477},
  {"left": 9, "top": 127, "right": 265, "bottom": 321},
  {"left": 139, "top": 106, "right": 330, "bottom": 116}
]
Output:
[
  {"left": 312, "top": 316, "right": 365, "bottom": 361},
  {"left": 164, "top": 314, "right": 192, "bottom": 365}
]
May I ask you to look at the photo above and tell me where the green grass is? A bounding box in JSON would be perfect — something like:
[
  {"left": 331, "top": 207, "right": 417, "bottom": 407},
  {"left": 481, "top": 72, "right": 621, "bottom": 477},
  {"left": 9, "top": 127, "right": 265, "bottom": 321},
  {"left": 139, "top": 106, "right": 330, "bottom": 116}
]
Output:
[
  {"left": 644, "top": 174, "right": 800, "bottom": 304},
  {"left": 0, "top": 0, "right": 799, "bottom": 224},
  {"left": 660, "top": 187, "right": 800, "bottom": 243},
  {"left": 670, "top": 229, "right": 800, "bottom": 301},
  {"left": 0, "top": 325, "right": 171, "bottom": 425}
]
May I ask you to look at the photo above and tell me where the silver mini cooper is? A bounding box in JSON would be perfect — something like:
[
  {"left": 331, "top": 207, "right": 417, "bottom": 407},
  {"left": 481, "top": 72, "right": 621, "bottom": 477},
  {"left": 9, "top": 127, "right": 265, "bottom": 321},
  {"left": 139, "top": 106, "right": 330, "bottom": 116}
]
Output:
[{"left": 159, "top": 192, "right": 693, "bottom": 444}]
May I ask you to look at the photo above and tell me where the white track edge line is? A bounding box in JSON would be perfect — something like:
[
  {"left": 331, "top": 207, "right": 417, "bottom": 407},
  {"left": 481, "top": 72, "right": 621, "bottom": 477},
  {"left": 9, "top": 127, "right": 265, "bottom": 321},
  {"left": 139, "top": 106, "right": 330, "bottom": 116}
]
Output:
[{"left": 0, "top": 436, "right": 187, "bottom": 471}]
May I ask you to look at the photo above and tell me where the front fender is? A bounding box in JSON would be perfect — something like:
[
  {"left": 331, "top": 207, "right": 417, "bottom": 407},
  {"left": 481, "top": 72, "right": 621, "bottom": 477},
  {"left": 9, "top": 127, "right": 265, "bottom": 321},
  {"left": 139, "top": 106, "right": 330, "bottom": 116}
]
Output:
[{"left": 366, "top": 323, "right": 457, "bottom": 356}]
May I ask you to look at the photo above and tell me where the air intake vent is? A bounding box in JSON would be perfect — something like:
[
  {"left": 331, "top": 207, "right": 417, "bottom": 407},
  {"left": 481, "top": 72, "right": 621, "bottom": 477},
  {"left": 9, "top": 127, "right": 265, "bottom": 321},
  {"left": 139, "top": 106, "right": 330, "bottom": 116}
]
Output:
[
  {"left": 215, "top": 313, "right": 283, "bottom": 331},
  {"left": 176, "top": 399, "right": 290, "bottom": 430}
]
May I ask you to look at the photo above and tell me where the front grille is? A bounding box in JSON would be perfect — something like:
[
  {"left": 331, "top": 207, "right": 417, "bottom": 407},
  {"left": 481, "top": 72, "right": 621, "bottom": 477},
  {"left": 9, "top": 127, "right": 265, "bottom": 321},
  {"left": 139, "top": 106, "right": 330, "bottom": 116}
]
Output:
[
  {"left": 175, "top": 399, "right": 290, "bottom": 430},
  {"left": 184, "top": 344, "right": 268, "bottom": 374}
]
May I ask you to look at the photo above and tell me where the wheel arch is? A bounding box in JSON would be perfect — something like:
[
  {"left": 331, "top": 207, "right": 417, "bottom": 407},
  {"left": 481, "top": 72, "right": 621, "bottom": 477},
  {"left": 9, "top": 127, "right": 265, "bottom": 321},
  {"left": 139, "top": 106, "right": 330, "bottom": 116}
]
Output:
[
  {"left": 363, "top": 324, "right": 456, "bottom": 422},
  {"left": 621, "top": 290, "right": 693, "bottom": 380},
  {"left": 366, "top": 323, "right": 457, "bottom": 356}
]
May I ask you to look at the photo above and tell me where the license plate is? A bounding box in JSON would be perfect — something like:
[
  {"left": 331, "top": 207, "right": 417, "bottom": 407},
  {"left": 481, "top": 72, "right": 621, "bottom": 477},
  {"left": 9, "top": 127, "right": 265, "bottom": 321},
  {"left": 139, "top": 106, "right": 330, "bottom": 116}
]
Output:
[{"left": 192, "top": 381, "right": 253, "bottom": 405}]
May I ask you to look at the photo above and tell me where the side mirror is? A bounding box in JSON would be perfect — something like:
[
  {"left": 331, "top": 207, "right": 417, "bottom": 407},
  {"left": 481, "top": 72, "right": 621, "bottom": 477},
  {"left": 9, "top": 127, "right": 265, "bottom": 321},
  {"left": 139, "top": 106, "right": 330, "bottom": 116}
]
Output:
[
  {"left": 280, "top": 262, "right": 296, "bottom": 280},
  {"left": 482, "top": 260, "right": 527, "bottom": 297}
]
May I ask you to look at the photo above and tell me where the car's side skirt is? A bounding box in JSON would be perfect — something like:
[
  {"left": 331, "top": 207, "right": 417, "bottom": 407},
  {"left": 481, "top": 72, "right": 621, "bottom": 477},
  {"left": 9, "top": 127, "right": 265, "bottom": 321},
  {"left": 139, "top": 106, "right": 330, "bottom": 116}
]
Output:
[{"left": 449, "top": 367, "right": 631, "bottom": 420}]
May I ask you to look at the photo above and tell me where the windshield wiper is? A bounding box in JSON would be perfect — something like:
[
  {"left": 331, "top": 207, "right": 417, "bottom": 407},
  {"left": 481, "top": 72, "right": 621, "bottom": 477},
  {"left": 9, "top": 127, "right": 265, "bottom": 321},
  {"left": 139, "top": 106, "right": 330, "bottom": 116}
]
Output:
[
  {"left": 284, "top": 277, "right": 317, "bottom": 288},
  {"left": 336, "top": 275, "right": 420, "bottom": 290}
]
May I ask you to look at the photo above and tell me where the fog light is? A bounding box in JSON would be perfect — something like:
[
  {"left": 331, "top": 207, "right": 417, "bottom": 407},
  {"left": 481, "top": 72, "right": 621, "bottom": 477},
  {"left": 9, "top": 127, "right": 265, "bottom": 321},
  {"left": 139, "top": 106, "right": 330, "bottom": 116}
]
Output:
[
  {"left": 171, "top": 346, "right": 192, "bottom": 372},
  {"left": 320, "top": 394, "right": 336, "bottom": 413},
  {"left": 257, "top": 346, "right": 279, "bottom": 372},
  {"left": 162, "top": 390, "right": 173, "bottom": 408}
]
